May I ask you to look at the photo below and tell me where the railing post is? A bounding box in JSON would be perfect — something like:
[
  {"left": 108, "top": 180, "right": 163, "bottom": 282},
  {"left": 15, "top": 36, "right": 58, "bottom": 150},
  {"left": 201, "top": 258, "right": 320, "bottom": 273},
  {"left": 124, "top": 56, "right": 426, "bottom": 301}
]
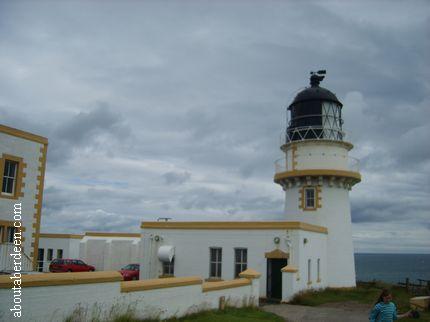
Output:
[{"left": 405, "top": 278, "right": 410, "bottom": 292}]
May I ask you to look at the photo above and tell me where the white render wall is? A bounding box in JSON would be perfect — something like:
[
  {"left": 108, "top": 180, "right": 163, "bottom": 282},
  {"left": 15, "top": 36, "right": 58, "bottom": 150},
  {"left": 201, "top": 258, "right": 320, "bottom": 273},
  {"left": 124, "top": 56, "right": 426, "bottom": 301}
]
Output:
[
  {"left": 37, "top": 237, "right": 81, "bottom": 271},
  {"left": 283, "top": 140, "right": 357, "bottom": 287},
  {"left": 79, "top": 236, "right": 141, "bottom": 271},
  {"left": 140, "top": 228, "right": 327, "bottom": 298},
  {"left": 0, "top": 131, "right": 45, "bottom": 268},
  {"left": 0, "top": 277, "right": 259, "bottom": 321},
  {"left": 282, "top": 141, "right": 353, "bottom": 172}
]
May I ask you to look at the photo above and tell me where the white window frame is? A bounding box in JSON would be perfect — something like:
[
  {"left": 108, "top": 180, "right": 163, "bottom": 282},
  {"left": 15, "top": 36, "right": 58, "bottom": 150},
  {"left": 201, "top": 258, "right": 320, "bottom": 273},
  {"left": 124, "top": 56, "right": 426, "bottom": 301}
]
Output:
[
  {"left": 47, "top": 249, "right": 53, "bottom": 261},
  {"left": 234, "top": 248, "right": 247, "bottom": 278},
  {"left": 2, "top": 160, "right": 18, "bottom": 195},
  {"left": 162, "top": 257, "right": 175, "bottom": 276},
  {"left": 6, "top": 227, "right": 16, "bottom": 243},
  {"left": 57, "top": 249, "right": 63, "bottom": 259},
  {"left": 304, "top": 187, "right": 316, "bottom": 209},
  {"left": 209, "top": 247, "right": 222, "bottom": 278}
]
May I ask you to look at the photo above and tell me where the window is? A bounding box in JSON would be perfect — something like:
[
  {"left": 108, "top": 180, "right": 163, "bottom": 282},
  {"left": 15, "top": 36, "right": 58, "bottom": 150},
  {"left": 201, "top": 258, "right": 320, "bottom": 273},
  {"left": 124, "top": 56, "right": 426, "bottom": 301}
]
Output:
[
  {"left": 57, "top": 249, "right": 63, "bottom": 259},
  {"left": 37, "top": 248, "right": 44, "bottom": 272},
  {"left": 210, "top": 247, "right": 222, "bottom": 278},
  {"left": 317, "top": 258, "right": 321, "bottom": 282},
  {"left": 2, "top": 160, "right": 18, "bottom": 195},
  {"left": 234, "top": 248, "right": 247, "bottom": 278},
  {"left": 162, "top": 258, "right": 174, "bottom": 276},
  {"left": 47, "top": 249, "right": 53, "bottom": 261},
  {"left": 307, "top": 259, "right": 312, "bottom": 284},
  {"left": 0, "top": 226, "right": 4, "bottom": 243},
  {"left": 6, "top": 227, "right": 16, "bottom": 243},
  {"left": 304, "top": 187, "right": 316, "bottom": 209}
]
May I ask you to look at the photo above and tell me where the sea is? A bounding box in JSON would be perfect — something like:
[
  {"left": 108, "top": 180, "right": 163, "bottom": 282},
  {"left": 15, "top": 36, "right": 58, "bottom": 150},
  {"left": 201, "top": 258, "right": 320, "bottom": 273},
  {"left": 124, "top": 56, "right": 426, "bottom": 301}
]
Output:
[{"left": 355, "top": 253, "right": 430, "bottom": 284}]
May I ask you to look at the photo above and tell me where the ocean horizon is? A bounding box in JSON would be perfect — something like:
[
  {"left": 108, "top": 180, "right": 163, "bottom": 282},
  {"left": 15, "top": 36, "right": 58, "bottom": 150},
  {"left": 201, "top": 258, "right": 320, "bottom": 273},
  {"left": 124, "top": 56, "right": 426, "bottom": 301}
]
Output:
[{"left": 354, "top": 253, "right": 430, "bottom": 284}]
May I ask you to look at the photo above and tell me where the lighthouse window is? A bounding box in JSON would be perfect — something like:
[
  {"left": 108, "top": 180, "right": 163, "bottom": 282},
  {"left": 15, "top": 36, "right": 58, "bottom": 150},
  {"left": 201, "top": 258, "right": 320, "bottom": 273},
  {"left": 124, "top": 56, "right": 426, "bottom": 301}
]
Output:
[
  {"left": 304, "top": 187, "right": 316, "bottom": 209},
  {"left": 209, "top": 247, "right": 222, "bottom": 278}
]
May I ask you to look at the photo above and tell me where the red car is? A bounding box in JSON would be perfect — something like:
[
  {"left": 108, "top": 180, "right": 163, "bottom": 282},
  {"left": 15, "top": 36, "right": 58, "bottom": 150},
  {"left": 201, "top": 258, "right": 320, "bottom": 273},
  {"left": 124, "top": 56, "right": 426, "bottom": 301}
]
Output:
[
  {"left": 119, "top": 263, "right": 140, "bottom": 280},
  {"left": 49, "top": 259, "right": 95, "bottom": 272}
]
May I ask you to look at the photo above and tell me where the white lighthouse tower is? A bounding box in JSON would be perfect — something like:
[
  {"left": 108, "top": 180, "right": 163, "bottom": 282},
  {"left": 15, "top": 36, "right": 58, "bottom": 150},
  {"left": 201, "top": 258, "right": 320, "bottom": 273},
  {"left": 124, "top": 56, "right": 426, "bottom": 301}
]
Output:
[{"left": 274, "top": 71, "right": 360, "bottom": 287}]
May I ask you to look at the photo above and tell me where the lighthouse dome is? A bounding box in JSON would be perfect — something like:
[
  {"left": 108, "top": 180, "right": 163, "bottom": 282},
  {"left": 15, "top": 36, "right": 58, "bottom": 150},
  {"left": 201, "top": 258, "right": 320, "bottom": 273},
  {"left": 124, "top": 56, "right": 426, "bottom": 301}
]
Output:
[
  {"left": 289, "top": 85, "right": 342, "bottom": 109},
  {"left": 286, "top": 71, "right": 344, "bottom": 142}
]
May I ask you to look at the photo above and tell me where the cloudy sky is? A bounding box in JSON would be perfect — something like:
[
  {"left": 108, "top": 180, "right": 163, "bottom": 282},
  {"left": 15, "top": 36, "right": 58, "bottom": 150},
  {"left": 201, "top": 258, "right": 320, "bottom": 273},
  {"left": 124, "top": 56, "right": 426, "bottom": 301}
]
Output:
[{"left": 0, "top": 1, "right": 429, "bottom": 253}]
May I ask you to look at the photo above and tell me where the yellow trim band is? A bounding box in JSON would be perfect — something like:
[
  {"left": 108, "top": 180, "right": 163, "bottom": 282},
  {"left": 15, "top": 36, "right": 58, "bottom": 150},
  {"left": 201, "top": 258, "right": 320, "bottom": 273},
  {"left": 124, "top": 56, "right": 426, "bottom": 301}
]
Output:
[
  {"left": 40, "top": 233, "right": 84, "bottom": 239},
  {"left": 239, "top": 268, "right": 261, "bottom": 279},
  {"left": 141, "top": 221, "right": 328, "bottom": 234},
  {"left": 265, "top": 249, "right": 289, "bottom": 259},
  {"left": 85, "top": 232, "right": 140, "bottom": 238},
  {"left": 32, "top": 143, "right": 48, "bottom": 270},
  {"left": 0, "top": 271, "right": 122, "bottom": 288},
  {"left": 281, "top": 265, "right": 299, "bottom": 273},
  {"left": 121, "top": 276, "right": 202, "bottom": 293},
  {"left": 274, "top": 169, "right": 361, "bottom": 183},
  {"left": 202, "top": 278, "right": 251, "bottom": 292},
  {"left": 281, "top": 139, "right": 354, "bottom": 151},
  {"left": 0, "top": 124, "right": 48, "bottom": 145}
]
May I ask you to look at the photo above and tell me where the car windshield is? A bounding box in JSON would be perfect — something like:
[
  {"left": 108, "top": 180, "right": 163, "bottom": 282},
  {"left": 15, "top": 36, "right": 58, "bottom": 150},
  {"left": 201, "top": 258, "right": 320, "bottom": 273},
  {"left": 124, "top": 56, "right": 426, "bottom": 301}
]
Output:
[{"left": 122, "top": 264, "right": 138, "bottom": 270}]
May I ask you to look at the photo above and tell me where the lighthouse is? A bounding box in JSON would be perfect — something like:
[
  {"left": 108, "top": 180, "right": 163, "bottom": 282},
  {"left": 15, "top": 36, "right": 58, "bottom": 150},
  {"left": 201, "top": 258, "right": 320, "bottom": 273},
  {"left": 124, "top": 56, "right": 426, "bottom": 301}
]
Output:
[{"left": 274, "top": 71, "right": 360, "bottom": 287}]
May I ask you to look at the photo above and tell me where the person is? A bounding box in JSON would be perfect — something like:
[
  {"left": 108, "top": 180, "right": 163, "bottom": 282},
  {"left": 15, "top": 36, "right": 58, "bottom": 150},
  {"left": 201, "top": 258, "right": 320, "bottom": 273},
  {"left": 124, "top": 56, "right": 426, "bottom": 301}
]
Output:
[{"left": 369, "top": 289, "right": 411, "bottom": 321}]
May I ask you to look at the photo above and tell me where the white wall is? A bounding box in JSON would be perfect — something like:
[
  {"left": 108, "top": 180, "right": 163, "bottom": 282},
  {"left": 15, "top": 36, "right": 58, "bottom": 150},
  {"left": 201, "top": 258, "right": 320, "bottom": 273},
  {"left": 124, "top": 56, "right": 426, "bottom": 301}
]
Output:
[
  {"left": 140, "top": 228, "right": 327, "bottom": 298},
  {"left": 0, "top": 131, "right": 45, "bottom": 267},
  {"left": 283, "top": 141, "right": 357, "bottom": 287},
  {"left": 0, "top": 276, "right": 259, "bottom": 321},
  {"left": 80, "top": 236, "right": 141, "bottom": 271},
  {"left": 37, "top": 237, "right": 81, "bottom": 271}
]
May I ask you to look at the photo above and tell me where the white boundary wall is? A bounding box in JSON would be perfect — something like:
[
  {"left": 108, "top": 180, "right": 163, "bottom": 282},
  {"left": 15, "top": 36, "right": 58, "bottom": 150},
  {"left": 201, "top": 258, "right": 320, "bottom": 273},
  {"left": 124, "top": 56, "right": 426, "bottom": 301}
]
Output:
[{"left": 0, "top": 273, "right": 259, "bottom": 321}]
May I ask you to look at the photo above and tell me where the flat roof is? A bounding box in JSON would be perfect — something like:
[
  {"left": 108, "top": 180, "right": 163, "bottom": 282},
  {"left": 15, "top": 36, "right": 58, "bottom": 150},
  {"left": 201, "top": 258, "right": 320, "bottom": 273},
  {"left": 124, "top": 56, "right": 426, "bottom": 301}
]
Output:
[
  {"left": 40, "top": 232, "right": 141, "bottom": 239},
  {"left": 141, "top": 221, "right": 328, "bottom": 234},
  {"left": 85, "top": 232, "right": 140, "bottom": 238}
]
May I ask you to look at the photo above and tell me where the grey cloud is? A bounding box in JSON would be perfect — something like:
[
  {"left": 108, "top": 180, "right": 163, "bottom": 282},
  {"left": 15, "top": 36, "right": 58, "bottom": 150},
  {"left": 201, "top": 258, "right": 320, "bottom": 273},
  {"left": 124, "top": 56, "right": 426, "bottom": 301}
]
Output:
[
  {"left": 0, "top": 0, "right": 429, "bottom": 252},
  {"left": 163, "top": 171, "right": 191, "bottom": 185}
]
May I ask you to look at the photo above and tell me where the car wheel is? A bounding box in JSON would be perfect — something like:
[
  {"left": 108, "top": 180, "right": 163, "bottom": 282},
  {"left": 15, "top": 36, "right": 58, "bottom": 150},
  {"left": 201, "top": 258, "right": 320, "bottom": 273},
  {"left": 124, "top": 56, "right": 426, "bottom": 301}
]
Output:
[
  {"left": 132, "top": 276, "right": 138, "bottom": 280},
  {"left": 67, "top": 269, "right": 72, "bottom": 272},
  {"left": 90, "top": 269, "right": 95, "bottom": 272}
]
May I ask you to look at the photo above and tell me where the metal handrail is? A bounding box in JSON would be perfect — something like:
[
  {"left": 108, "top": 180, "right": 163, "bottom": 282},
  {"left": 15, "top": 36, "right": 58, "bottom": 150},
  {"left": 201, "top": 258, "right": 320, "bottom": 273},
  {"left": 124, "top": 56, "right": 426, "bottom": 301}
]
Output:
[{"left": 280, "top": 126, "right": 346, "bottom": 144}]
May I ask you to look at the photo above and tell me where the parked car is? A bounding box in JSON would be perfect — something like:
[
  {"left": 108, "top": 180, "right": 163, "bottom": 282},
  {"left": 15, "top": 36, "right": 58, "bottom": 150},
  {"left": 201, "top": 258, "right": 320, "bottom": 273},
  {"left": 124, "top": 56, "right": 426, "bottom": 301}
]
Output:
[
  {"left": 119, "top": 263, "right": 140, "bottom": 280},
  {"left": 49, "top": 259, "right": 95, "bottom": 272}
]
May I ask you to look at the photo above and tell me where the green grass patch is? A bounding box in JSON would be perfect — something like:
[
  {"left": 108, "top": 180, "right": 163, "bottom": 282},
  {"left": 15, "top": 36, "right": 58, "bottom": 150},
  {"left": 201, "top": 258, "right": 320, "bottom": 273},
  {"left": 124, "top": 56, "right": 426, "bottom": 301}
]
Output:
[
  {"left": 165, "top": 307, "right": 283, "bottom": 322},
  {"left": 64, "top": 306, "right": 283, "bottom": 322}
]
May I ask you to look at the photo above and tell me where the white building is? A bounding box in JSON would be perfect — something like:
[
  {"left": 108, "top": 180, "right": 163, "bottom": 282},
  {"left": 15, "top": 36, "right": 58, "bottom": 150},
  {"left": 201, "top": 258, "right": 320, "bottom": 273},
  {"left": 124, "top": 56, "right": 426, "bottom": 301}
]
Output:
[
  {"left": 0, "top": 124, "right": 48, "bottom": 272},
  {"left": 38, "top": 232, "right": 141, "bottom": 272},
  {"left": 140, "top": 71, "right": 361, "bottom": 301},
  {"left": 37, "top": 233, "right": 82, "bottom": 271}
]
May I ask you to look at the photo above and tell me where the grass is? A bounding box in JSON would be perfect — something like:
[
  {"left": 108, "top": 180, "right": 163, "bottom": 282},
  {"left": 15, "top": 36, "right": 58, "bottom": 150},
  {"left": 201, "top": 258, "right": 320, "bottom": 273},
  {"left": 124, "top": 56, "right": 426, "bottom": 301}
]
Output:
[
  {"left": 64, "top": 306, "right": 283, "bottom": 322},
  {"left": 163, "top": 307, "right": 283, "bottom": 322},
  {"left": 290, "top": 281, "right": 430, "bottom": 322}
]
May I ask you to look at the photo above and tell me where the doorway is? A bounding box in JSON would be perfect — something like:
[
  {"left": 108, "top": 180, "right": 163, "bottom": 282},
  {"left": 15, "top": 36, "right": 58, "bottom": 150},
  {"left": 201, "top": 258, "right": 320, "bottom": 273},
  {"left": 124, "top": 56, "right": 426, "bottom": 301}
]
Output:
[{"left": 266, "top": 258, "right": 288, "bottom": 300}]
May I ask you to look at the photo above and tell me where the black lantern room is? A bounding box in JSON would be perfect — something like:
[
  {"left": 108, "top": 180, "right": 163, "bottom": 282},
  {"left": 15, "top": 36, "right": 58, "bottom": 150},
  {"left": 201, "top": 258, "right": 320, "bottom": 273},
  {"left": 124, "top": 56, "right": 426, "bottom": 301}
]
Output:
[{"left": 286, "top": 70, "right": 344, "bottom": 142}]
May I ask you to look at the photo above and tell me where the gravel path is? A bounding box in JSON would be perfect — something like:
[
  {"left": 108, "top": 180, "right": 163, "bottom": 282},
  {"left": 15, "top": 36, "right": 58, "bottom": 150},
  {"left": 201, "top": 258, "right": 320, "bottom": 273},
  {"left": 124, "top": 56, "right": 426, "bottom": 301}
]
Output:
[{"left": 262, "top": 302, "right": 372, "bottom": 322}]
